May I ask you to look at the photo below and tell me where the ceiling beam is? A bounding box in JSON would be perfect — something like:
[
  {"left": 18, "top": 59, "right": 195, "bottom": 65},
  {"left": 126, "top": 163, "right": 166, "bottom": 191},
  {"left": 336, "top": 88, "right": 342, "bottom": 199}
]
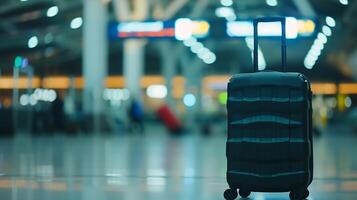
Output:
[
  {"left": 292, "top": 0, "right": 316, "bottom": 17},
  {"left": 190, "top": 0, "right": 209, "bottom": 18},
  {"left": 113, "top": 0, "right": 131, "bottom": 21},
  {"left": 163, "top": 0, "right": 189, "bottom": 20}
]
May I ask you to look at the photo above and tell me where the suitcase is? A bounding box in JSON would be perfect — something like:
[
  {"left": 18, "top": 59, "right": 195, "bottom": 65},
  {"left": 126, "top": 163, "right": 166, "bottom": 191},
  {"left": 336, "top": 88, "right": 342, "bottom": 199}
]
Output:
[
  {"left": 224, "top": 17, "right": 313, "bottom": 200},
  {"left": 157, "top": 105, "right": 183, "bottom": 133}
]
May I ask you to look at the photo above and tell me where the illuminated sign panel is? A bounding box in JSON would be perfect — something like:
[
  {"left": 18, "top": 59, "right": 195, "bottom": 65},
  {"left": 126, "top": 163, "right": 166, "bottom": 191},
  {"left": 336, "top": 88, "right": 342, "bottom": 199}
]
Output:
[
  {"left": 175, "top": 18, "right": 210, "bottom": 40},
  {"left": 111, "top": 21, "right": 175, "bottom": 38},
  {"left": 297, "top": 19, "right": 316, "bottom": 36},
  {"left": 191, "top": 20, "right": 210, "bottom": 38},
  {"left": 226, "top": 18, "right": 316, "bottom": 39},
  {"left": 108, "top": 18, "right": 316, "bottom": 40},
  {"left": 118, "top": 21, "right": 164, "bottom": 33},
  {"left": 109, "top": 19, "right": 210, "bottom": 39}
]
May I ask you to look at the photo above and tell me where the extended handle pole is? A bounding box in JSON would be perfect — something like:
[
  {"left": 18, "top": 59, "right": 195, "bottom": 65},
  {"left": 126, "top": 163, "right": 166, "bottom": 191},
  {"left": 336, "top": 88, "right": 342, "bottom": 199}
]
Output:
[
  {"left": 253, "top": 17, "right": 287, "bottom": 72},
  {"left": 253, "top": 21, "right": 258, "bottom": 72}
]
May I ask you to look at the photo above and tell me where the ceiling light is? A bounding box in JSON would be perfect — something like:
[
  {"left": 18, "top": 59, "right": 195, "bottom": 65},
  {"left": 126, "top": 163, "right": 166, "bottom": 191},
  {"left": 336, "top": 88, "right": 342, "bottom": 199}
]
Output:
[
  {"left": 183, "top": 94, "right": 196, "bottom": 107},
  {"left": 20, "top": 0, "right": 28, "bottom": 2},
  {"left": 215, "top": 7, "right": 235, "bottom": 18},
  {"left": 70, "top": 17, "right": 83, "bottom": 29},
  {"left": 226, "top": 14, "right": 237, "bottom": 21},
  {"left": 198, "top": 48, "right": 210, "bottom": 59},
  {"left": 220, "top": 0, "right": 233, "bottom": 7},
  {"left": 20, "top": 94, "right": 29, "bottom": 106},
  {"left": 325, "top": 16, "right": 336, "bottom": 27},
  {"left": 190, "top": 42, "right": 203, "bottom": 54},
  {"left": 304, "top": 58, "right": 314, "bottom": 69},
  {"left": 183, "top": 37, "right": 197, "bottom": 47},
  {"left": 146, "top": 85, "right": 167, "bottom": 99},
  {"left": 304, "top": 54, "right": 317, "bottom": 69},
  {"left": 47, "top": 6, "right": 59, "bottom": 17},
  {"left": 28, "top": 36, "right": 38, "bottom": 49},
  {"left": 203, "top": 53, "right": 217, "bottom": 64},
  {"left": 313, "top": 38, "right": 324, "bottom": 46},
  {"left": 266, "top": 0, "right": 278, "bottom": 7},
  {"left": 309, "top": 48, "right": 321, "bottom": 57},
  {"left": 322, "top": 25, "right": 332, "bottom": 36},
  {"left": 308, "top": 54, "right": 318, "bottom": 62},
  {"left": 175, "top": 18, "right": 193, "bottom": 40},
  {"left": 317, "top": 32, "right": 327, "bottom": 44},
  {"left": 339, "top": 0, "right": 348, "bottom": 5},
  {"left": 345, "top": 96, "right": 352, "bottom": 108},
  {"left": 312, "top": 42, "right": 324, "bottom": 51}
]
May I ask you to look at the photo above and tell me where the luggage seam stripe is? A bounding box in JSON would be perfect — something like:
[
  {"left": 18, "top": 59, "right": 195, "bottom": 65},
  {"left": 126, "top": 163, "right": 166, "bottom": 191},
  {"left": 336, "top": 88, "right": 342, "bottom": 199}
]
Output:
[
  {"left": 228, "top": 97, "right": 304, "bottom": 102},
  {"left": 230, "top": 115, "right": 301, "bottom": 125},
  {"left": 227, "top": 138, "right": 305, "bottom": 143},
  {"left": 227, "top": 170, "right": 306, "bottom": 178}
]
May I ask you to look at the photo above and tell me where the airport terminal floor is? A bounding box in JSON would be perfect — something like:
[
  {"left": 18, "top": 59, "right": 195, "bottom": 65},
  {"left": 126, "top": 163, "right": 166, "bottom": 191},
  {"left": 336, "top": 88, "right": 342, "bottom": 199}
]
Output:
[
  {"left": 1, "top": 0, "right": 357, "bottom": 199},
  {"left": 0, "top": 124, "right": 356, "bottom": 200}
]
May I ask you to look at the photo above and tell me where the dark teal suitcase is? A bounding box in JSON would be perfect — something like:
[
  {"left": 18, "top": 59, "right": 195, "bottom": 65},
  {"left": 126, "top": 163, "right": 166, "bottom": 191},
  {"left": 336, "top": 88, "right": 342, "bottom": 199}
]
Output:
[{"left": 224, "top": 17, "right": 313, "bottom": 200}]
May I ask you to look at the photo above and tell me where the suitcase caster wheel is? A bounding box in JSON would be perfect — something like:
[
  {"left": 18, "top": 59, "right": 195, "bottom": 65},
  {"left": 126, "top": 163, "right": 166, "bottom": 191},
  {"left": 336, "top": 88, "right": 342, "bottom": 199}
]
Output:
[
  {"left": 239, "top": 189, "right": 251, "bottom": 198},
  {"left": 289, "top": 188, "right": 309, "bottom": 200},
  {"left": 224, "top": 189, "right": 238, "bottom": 200}
]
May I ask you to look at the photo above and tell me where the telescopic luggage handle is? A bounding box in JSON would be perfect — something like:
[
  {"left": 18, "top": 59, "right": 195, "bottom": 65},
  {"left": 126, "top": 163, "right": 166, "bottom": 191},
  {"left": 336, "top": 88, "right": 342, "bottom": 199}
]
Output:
[{"left": 253, "top": 17, "right": 286, "bottom": 72}]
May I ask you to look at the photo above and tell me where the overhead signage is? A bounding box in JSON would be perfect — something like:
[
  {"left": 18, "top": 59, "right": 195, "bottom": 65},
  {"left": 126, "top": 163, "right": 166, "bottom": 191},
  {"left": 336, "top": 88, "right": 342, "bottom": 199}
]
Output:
[{"left": 108, "top": 18, "right": 316, "bottom": 40}]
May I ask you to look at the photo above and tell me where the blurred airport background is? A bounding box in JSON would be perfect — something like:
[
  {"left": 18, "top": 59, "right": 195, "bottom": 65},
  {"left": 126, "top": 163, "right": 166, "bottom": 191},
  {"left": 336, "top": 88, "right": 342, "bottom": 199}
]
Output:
[{"left": 0, "top": 0, "right": 357, "bottom": 199}]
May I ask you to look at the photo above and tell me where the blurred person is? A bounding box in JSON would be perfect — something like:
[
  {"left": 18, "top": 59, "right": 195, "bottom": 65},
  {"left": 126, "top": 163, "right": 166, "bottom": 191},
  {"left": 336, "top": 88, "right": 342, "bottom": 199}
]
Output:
[
  {"left": 312, "top": 96, "right": 326, "bottom": 137},
  {"left": 128, "top": 98, "right": 144, "bottom": 134},
  {"left": 64, "top": 91, "right": 76, "bottom": 117},
  {"left": 63, "top": 92, "right": 81, "bottom": 133},
  {"left": 201, "top": 119, "right": 212, "bottom": 136},
  {"left": 51, "top": 91, "right": 65, "bottom": 132},
  {"left": 157, "top": 104, "right": 183, "bottom": 135}
]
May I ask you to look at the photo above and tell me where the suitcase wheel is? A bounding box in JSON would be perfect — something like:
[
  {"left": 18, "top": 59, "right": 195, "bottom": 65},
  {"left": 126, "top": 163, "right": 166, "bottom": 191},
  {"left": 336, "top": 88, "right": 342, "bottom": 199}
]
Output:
[
  {"left": 289, "top": 188, "right": 309, "bottom": 200},
  {"left": 239, "top": 189, "right": 251, "bottom": 198},
  {"left": 224, "top": 188, "right": 238, "bottom": 200}
]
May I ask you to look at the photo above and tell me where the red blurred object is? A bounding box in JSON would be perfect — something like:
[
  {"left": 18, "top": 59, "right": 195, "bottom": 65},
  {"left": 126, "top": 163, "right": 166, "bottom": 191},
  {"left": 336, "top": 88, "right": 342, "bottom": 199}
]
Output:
[{"left": 157, "top": 105, "right": 182, "bottom": 133}]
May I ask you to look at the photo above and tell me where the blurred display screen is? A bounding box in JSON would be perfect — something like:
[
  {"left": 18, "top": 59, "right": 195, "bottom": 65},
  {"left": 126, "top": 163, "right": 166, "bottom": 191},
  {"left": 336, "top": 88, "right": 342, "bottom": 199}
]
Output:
[
  {"left": 108, "top": 19, "right": 210, "bottom": 39},
  {"left": 112, "top": 21, "right": 175, "bottom": 38},
  {"left": 108, "top": 18, "right": 316, "bottom": 40},
  {"left": 227, "top": 18, "right": 316, "bottom": 39}
]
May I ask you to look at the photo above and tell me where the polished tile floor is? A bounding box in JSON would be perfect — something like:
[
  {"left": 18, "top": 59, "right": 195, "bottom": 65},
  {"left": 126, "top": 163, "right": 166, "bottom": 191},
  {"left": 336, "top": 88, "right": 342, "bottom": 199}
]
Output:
[{"left": 0, "top": 124, "right": 357, "bottom": 200}]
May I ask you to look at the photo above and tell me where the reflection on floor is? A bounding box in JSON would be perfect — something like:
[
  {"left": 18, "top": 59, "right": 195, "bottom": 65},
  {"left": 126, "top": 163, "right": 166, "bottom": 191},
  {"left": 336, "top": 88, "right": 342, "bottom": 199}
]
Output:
[{"left": 0, "top": 124, "right": 357, "bottom": 200}]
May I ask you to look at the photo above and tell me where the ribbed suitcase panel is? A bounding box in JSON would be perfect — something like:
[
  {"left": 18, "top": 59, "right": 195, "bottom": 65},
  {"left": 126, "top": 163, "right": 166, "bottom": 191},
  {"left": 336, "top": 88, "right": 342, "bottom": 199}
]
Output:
[
  {"left": 226, "top": 71, "right": 312, "bottom": 192},
  {"left": 228, "top": 86, "right": 306, "bottom": 119},
  {"left": 227, "top": 160, "right": 306, "bottom": 175},
  {"left": 226, "top": 170, "right": 308, "bottom": 192},
  {"left": 226, "top": 140, "right": 310, "bottom": 161},
  {"left": 228, "top": 122, "right": 304, "bottom": 139},
  {"left": 228, "top": 98, "right": 305, "bottom": 113}
]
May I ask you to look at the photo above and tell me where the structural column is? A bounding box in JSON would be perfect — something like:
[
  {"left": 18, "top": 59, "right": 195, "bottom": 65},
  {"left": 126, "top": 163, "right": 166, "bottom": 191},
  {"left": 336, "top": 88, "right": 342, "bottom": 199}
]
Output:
[
  {"left": 83, "top": 0, "right": 108, "bottom": 129},
  {"left": 123, "top": 0, "right": 148, "bottom": 101},
  {"left": 123, "top": 40, "right": 145, "bottom": 100},
  {"left": 160, "top": 42, "right": 176, "bottom": 108},
  {"left": 181, "top": 55, "right": 202, "bottom": 130},
  {"left": 113, "top": 0, "right": 148, "bottom": 101}
]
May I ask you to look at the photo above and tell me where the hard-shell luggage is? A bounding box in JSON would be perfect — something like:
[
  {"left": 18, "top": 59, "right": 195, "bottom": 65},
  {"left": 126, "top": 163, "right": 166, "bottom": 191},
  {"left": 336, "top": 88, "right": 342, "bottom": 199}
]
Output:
[
  {"left": 157, "top": 105, "right": 183, "bottom": 133},
  {"left": 224, "top": 17, "right": 313, "bottom": 200}
]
